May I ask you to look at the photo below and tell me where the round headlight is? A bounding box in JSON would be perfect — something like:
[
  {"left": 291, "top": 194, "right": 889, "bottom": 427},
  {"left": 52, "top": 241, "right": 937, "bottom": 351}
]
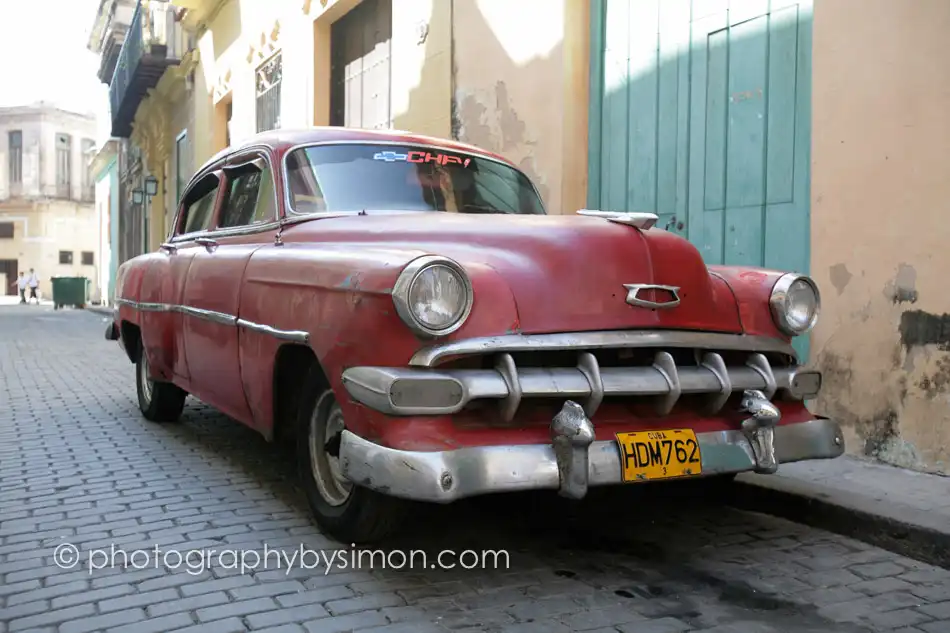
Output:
[
  {"left": 393, "top": 256, "right": 473, "bottom": 337},
  {"left": 769, "top": 273, "right": 820, "bottom": 336}
]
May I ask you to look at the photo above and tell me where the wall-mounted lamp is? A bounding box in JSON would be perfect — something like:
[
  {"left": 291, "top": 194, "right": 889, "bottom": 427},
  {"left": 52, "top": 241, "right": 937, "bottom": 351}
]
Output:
[
  {"left": 132, "top": 189, "right": 144, "bottom": 205},
  {"left": 145, "top": 176, "right": 158, "bottom": 196}
]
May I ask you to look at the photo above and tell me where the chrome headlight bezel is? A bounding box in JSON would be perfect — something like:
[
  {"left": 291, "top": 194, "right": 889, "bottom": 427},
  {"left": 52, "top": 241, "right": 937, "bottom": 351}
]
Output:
[
  {"left": 392, "top": 255, "right": 474, "bottom": 338},
  {"left": 769, "top": 273, "right": 821, "bottom": 336}
]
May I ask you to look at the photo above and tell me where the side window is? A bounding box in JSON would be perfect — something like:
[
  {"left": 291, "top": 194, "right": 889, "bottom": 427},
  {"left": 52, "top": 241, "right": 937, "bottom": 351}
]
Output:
[
  {"left": 218, "top": 160, "right": 276, "bottom": 228},
  {"left": 178, "top": 175, "right": 220, "bottom": 235}
]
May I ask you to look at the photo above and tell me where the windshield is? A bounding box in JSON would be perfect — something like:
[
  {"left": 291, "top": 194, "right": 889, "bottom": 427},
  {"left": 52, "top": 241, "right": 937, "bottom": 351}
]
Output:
[{"left": 284, "top": 144, "right": 545, "bottom": 215}]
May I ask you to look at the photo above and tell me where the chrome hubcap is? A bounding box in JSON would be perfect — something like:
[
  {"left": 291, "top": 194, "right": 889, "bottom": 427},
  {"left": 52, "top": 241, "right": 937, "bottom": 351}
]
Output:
[
  {"left": 310, "top": 398, "right": 352, "bottom": 506},
  {"left": 140, "top": 352, "right": 153, "bottom": 403}
]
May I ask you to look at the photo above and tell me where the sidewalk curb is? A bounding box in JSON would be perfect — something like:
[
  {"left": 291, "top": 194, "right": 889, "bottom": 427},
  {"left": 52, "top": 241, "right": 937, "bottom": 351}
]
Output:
[
  {"left": 85, "top": 305, "right": 113, "bottom": 317},
  {"left": 729, "top": 473, "right": 950, "bottom": 569}
]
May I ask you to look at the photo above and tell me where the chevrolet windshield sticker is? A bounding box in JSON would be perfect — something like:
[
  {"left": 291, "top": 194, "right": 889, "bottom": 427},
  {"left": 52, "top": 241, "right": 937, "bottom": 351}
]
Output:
[{"left": 373, "top": 150, "right": 471, "bottom": 167}]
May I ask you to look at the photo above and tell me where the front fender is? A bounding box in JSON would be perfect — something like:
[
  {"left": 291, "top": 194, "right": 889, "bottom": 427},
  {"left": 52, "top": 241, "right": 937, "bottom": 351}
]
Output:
[
  {"left": 238, "top": 243, "right": 521, "bottom": 441},
  {"left": 708, "top": 265, "right": 789, "bottom": 341}
]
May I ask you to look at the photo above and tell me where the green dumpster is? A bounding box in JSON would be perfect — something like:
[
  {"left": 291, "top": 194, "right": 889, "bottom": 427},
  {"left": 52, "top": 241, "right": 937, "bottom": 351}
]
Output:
[{"left": 50, "top": 276, "right": 90, "bottom": 310}]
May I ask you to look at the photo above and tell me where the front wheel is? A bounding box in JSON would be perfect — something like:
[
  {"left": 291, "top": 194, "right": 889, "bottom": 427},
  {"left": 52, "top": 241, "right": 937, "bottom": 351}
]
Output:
[
  {"left": 136, "top": 340, "right": 186, "bottom": 423},
  {"left": 297, "top": 369, "right": 407, "bottom": 544}
]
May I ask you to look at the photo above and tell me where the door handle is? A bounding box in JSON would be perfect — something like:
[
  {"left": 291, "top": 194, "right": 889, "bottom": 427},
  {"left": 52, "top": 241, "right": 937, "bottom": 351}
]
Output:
[
  {"left": 195, "top": 237, "right": 218, "bottom": 251},
  {"left": 159, "top": 243, "right": 177, "bottom": 254}
]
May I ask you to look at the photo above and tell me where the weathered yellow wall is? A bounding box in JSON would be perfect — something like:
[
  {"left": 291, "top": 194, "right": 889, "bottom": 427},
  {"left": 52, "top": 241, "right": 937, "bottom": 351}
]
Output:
[
  {"left": 184, "top": 0, "right": 589, "bottom": 216},
  {"left": 0, "top": 200, "right": 99, "bottom": 291},
  {"left": 811, "top": 0, "right": 950, "bottom": 473},
  {"left": 452, "top": 0, "right": 588, "bottom": 214},
  {"left": 390, "top": 0, "right": 450, "bottom": 137}
]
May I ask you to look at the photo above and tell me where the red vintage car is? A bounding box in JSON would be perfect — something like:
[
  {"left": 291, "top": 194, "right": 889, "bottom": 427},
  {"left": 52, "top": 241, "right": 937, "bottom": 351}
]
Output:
[{"left": 106, "top": 127, "right": 843, "bottom": 543}]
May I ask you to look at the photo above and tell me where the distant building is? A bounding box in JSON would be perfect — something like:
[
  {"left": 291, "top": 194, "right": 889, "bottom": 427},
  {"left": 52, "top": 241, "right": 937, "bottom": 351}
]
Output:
[{"left": 0, "top": 103, "right": 99, "bottom": 299}]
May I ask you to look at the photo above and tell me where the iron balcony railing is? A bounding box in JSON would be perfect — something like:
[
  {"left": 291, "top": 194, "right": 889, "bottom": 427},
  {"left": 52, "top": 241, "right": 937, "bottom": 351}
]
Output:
[{"left": 109, "top": 1, "right": 190, "bottom": 137}]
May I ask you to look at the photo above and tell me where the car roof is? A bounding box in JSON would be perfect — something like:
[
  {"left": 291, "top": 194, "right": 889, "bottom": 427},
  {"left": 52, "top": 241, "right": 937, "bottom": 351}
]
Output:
[{"left": 196, "top": 127, "right": 515, "bottom": 176}]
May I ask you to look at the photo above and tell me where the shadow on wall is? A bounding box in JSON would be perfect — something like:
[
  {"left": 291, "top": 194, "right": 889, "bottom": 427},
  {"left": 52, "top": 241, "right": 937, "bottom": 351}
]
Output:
[{"left": 397, "top": 0, "right": 565, "bottom": 212}]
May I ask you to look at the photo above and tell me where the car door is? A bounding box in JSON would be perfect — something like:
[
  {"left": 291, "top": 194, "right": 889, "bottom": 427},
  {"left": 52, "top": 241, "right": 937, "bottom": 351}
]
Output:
[
  {"left": 180, "top": 149, "right": 280, "bottom": 426},
  {"left": 143, "top": 170, "right": 227, "bottom": 385}
]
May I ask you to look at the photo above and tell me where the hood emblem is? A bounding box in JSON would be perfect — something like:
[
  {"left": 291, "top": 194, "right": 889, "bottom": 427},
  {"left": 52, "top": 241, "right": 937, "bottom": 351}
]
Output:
[{"left": 624, "top": 284, "right": 681, "bottom": 309}]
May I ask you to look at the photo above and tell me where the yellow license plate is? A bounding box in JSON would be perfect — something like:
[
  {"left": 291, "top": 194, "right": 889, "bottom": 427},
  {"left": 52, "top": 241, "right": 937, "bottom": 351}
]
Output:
[{"left": 615, "top": 429, "right": 702, "bottom": 482}]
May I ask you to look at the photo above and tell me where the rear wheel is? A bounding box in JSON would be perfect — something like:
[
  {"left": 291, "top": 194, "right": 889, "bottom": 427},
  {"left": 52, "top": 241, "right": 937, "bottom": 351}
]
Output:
[
  {"left": 136, "top": 340, "right": 186, "bottom": 423},
  {"left": 297, "top": 367, "right": 407, "bottom": 544}
]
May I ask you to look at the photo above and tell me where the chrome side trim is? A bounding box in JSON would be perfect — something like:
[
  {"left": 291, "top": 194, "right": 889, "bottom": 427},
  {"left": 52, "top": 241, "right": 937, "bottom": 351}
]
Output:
[
  {"left": 409, "top": 330, "right": 798, "bottom": 368},
  {"left": 338, "top": 417, "right": 845, "bottom": 504},
  {"left": 181, "top": 305, "right": 236, "bottom": 326},
  {"left": 236, "top": 319, "right": 309, "bottom": 343},
  {"left": 113, "top": 298, "right": 308, "bottom": 344}
]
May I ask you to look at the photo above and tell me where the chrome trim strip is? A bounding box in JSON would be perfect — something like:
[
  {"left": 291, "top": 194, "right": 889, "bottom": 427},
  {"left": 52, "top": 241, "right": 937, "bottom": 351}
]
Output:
[
  {"left": 113, "top": 298, "right": 308, "bottom": 344},
  {"left": 181, "top": 305, "right": 237, "bottom": 326},
  {"left": 409, "top": 330, "right": 798, "bottom": 368},
  {"left": 338, "top": 417, "right": 845, "bottom": 503},
  {"left": 236, "top": 318, "right": 309, "bottom": 344}
]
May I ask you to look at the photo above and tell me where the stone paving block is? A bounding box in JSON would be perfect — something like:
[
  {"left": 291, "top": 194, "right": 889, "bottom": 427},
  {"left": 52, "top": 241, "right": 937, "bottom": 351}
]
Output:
[
  {"left": 325, "top": 592, "right": 406, "bottom": 616},
  {"left": 167, "top": 616, "right": 248, "bottom": 633},
  {"left": 301, "top": 612, "right": 390, "bottom": 633},
  {"left": 7, "top": 604, "right": 97, "bottom": 631},
  {"left": 245, "top": 604, "right": 331, "bottom": 629},
  {"left": 275, "top": 584, "right": 354, "bottom": 609},
  {"left": 196, "top": 597, "right": 280, "bottom": 622},
  {"left": 98, "top": 587, "right": 179, "bottom": 612}
]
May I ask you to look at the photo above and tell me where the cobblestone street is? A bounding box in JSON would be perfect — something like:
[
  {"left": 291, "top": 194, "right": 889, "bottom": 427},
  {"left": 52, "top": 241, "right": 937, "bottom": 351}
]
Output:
[{"left": 4, "top": 304, "right": 950, "bottom": 633}]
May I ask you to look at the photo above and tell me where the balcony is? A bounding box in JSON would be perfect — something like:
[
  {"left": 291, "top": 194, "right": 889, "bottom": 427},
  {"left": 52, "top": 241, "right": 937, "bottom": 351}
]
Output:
[
  {"left": 89, "top": 0, "right": 138, "bottom": 84},
  {"left": 109, "top": 1, "right": 189, "bottom": 138}
]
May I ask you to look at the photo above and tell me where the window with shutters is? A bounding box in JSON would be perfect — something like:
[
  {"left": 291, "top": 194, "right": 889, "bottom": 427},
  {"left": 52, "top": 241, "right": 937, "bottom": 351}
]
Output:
[
  {"left": 56, "top": 133, "right": 72, "bottom": 198},
  {"left": 256, "top": 53, "right": 282, "bottom": 133},
  {"left": 8, "top": 131, "right": 22, "bottom": 185}
]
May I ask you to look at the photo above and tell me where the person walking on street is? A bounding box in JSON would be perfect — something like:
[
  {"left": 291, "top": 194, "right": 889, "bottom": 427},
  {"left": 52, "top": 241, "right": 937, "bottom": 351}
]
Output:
[
  {"left": 26, "top": 268, "right": 40, "bottom": 305},
  {"left": 10, "top": 272, "right": 27, "bottom": 303}
]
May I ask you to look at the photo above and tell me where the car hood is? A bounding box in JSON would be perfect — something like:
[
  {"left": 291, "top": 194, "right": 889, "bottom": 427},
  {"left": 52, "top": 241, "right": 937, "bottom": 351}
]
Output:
[{"left": 287, "top": 212, "right": 744, "bottom": 335}]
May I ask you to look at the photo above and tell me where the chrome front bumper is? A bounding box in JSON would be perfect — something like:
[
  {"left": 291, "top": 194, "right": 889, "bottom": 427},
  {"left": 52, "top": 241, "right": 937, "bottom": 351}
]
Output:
[{"left": 338, "top": 394, "right": 845, "bottom": 504}]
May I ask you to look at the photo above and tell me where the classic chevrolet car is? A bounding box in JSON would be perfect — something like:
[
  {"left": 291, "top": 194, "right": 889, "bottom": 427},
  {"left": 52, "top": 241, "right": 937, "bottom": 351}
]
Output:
[{"left": 106, "top": 127, "right": 843, "bottom": 543}]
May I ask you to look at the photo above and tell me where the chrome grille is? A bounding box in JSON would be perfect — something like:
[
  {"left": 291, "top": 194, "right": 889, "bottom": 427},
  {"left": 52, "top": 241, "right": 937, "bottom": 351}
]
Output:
[
  {"left": 341, "top": 331, "right": 819, "bottom": 419},
  {"left": 446, "top": 348, "right": 794, "bottom": 422}
]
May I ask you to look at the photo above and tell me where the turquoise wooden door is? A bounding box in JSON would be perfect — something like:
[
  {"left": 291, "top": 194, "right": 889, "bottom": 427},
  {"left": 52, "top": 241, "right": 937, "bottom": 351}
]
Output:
[{"left": 588, "top": 0, "right": 813, "bottom": 360}]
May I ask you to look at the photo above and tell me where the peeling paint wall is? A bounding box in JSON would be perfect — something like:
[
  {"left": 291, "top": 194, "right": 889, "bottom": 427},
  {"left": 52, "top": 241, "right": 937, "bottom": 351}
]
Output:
[
  {"left": 452, "top": 0, "right": 589, "bottom": 214},
  {"left": 810, "top": 0, "right": 950, "bottom": 473}
]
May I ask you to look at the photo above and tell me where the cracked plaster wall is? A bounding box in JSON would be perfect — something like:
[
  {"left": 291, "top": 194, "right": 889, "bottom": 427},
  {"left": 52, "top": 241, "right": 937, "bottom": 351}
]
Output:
[
  {"left": 452, "top": 0, "right": 588, "bottom": 215},
  {"left": 810, "top": 0, "right": 950, "bottom": 473}
]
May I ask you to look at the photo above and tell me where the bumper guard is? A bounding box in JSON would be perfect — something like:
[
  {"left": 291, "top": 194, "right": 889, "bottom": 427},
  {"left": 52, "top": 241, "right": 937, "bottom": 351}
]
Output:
[{"left": 338, "top": 390, "right": 845, "bottom": 503}]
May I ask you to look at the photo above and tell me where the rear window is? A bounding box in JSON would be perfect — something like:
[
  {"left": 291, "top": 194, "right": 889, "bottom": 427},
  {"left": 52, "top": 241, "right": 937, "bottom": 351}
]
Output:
[{"left": 284, "top": 144, "right": 545, "bottom": 215}]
